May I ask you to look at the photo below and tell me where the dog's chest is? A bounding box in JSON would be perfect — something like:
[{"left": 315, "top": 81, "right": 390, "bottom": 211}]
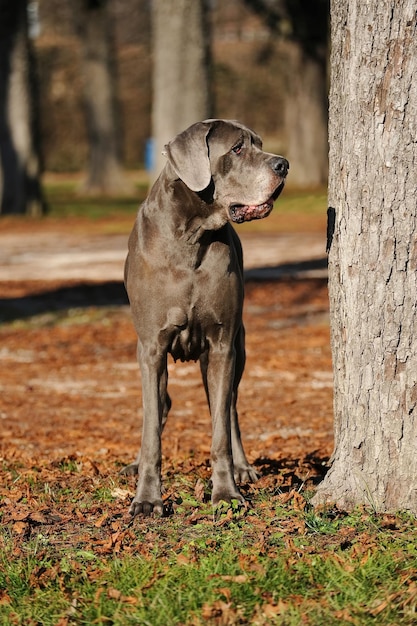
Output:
[
  {"left": 160, "top": 245, "right": 242, "bottom": 362},
  {"left": 163, "top": 272, "right": 241, "bottom": 362}
]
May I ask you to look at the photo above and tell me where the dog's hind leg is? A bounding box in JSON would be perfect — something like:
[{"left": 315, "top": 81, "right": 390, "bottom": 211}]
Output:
[
  {"left": 202, "top": 346, "right": 245, "bottom": 506},
  {"left": 230, "top": 325, "right": 259, "bottom": 484},
  {"left": 200, "top": 330, "right": 258, "bottom": 486}
]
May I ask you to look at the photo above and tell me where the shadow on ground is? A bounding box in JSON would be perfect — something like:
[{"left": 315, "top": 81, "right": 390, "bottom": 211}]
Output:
[
  {"left": 254, "top": 452, "right": 330, "bottom": 490},
  {"left": 0, "top": 258, "right": 328, "bottom": 322},
  {"left": 0, "top": 281, "right": 129, "bottom": 322}
]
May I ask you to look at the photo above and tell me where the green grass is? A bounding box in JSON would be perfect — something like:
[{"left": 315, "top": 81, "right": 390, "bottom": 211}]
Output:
[
  {"left": 1, "top": 461, "right": 416, "bottom": 626},
  {"left": 43, "top": 178, "right": 148, "bottom": 219},
  {"left": 271, "top": 188, "right": 327, "bottom": 215}
]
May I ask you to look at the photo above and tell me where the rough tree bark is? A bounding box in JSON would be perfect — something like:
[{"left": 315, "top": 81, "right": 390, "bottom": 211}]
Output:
[
  {"left": 313, "top": 0, "right": 417, "bottom": 512},
  {"left": 0, "top": 0, "right": 45, "bottom": 215},
  {"left": 152, "top": 0, "right": 212, "bottom": 178},
  {"left": 75, "top": 0, "right": 130, "bottom": 194}
]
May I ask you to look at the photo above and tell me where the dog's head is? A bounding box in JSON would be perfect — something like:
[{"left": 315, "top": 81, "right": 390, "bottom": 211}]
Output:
[{"left": 163, "top": 119, "right": 289, "bottom": 225}]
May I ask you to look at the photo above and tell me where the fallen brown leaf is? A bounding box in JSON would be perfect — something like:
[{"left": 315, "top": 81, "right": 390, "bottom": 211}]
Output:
[
  {"left": 0, "top": 590, "right": 12, "bottom": 605},
  {"left": 208, "top": 574, "right": 248, "bottom": 584},
  {"left": 107, "top": 588, "right": 138, "bottom": 604},
  {"left": 12, "top": 521, "right": 28, "bottom": 535}
]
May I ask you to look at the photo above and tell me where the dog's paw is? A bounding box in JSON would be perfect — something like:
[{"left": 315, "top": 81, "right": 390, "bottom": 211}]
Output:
[
  {"left": 212, "top": 488, "right": 246, "bottom": 509},
  {"left": 129, "top": 498, "right": 163, "bottom": 517},
  {"left": 212, "top": 496, "right": 248, "bottom": 520},
  {"left": 234, "top": 464, "right": 259, "bottom": 485}
]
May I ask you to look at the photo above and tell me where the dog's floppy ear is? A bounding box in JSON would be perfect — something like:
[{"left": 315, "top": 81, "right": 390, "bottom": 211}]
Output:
[{"left": 163, "top": 121, "right": 213, "bottom": 192}]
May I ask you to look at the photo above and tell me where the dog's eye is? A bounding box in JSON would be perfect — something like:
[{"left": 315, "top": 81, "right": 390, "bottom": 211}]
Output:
[{"left": 231, "top": 141, "right": 244, "bottom": 155}]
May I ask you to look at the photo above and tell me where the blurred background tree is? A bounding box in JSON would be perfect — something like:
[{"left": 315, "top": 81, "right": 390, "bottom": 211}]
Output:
[
  {"left": 242, "top": 0, "right": 329, "bottom": 187},
  {"left": 0, "top": 0, "right": 45, "bottom": 215},
  {"left": 152, "top": 0, "right": 212, "bottom": 178},
  {"left": 73, "top": 0, "right": 132, "bottom": 194},
  {"left": 0, "top": 0, "right": 330, "bottom": 213}
]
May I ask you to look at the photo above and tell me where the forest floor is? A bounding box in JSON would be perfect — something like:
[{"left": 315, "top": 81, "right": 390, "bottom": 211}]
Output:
[
  {"left": 1, "top": 214, "right": 417, "bottom": 625},
  {"left": 0, "top": 215, "right": 332, "bottom": 490}
]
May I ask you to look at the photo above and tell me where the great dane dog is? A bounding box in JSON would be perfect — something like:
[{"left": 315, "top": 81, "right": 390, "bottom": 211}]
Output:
[{"left": 123, "top": 119, "right": 289, "bottom": 516}]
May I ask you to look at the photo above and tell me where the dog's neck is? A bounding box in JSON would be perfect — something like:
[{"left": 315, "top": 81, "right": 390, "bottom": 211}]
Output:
[{"left": 147, "top": 165, "right": 229, "bottom": 244}]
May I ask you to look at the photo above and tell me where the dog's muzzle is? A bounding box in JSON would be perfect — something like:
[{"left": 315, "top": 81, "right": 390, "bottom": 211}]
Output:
[{"left": 229, "top": 180, "right": 285, "bottom": 224}]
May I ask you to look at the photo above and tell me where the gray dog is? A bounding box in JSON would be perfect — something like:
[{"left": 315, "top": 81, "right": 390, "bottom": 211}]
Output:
[{"left": 123, "top": 119, "right": 288, "bottom": 516}]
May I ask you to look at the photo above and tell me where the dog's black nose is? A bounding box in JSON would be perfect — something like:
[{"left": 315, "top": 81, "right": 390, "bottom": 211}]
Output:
[{"left": 270, "top": 157, "right": 289, "bottom": 177}]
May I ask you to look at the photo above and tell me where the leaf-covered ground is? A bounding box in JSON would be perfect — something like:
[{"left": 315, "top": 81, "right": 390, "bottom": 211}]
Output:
[
  {"left": 1, "top": 220, "right": 416, "bottom": 624},
  {"left": 0, "top": 274, "right": 332, "bottom": 514}
]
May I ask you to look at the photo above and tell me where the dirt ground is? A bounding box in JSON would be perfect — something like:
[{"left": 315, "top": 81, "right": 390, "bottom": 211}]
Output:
[{"left": 0, "top": 217, "right": 333, "bottom": 523}]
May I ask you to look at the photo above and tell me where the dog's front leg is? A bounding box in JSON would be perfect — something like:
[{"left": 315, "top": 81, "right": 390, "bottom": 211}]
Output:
[
  {"left": 120, "top": 369, "right": 170, "bottom": 477},
  {"left": 129, "top": 344, "right": 167, "bottom": 517},
  {"left": 206, "top": 347, "right": 245, "bottom": 507}
]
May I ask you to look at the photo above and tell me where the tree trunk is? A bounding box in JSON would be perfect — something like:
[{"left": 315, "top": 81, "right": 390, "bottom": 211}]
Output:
[
  {"left": 75, "top": 0, "right": 130, "bottom": 194},
  {"left": 0, "top": 0, "right": 45, "bottom": 215},
  {"left": 313, "top": 0, "right": 417, "bottom": 512},
  {"left": 152, "top": 0, "right": 212, "bottom": 178}
]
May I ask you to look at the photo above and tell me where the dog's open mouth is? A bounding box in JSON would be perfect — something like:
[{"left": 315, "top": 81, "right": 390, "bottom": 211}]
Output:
[{"left": 229, "top": 182, "right": 285, "bottom": 224}]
